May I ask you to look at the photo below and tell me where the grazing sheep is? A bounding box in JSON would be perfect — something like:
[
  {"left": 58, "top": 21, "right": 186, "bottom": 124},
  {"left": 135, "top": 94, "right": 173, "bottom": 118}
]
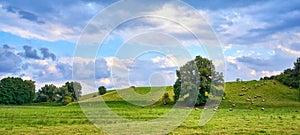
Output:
[
  {"left": 254, "top": 96, "right": 257, "bottom": 98},
  {"left": 262, "top": 99, "right": 265, "bottom": 102},
  {"left": 261, "top": 107, "right": 264, "bottom": 111},
  {"left": 250, "top": 107, "right": 253, "bottom": 110},
  {"left": 229, "top": 108, "right": 233, "bottom": 111},
  {"left": 239, "top": 93, "right": 245, "bottom": 96},
  {"left": 232, "top": 104, "right": 236, "bottom": 107},
  {"left": 195, "top": 108, "right": 199, "bottom": 111},
  {"left": 256, "top": 94, "right": 262, "bottom": 98}
]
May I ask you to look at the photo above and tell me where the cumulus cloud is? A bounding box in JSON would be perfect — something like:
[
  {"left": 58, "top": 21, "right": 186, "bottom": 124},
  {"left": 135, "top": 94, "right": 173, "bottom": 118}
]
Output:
[
  {"left": 40, "top": 48, "right": 56, "bottom": 60},
  {"left": 18, "top": 45, "right": 56, "bottom": 61},
  {"left": 0, "top": 45, "right": 22, "bottom": 73},
  {"left": 19, "top": 45, "right": 40, "bottom": 59},
  {"left": 0, "top": 0, "right": 104, "bottom": 42}
]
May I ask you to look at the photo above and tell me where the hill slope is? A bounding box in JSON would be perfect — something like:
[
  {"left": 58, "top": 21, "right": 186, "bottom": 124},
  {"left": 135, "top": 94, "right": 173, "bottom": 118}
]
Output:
[
  {"left": 222, "top": 80, "right": 300, "bottom": 108},
  {"left": 80, "top": 80, "right": 300, "bottom": 108}
]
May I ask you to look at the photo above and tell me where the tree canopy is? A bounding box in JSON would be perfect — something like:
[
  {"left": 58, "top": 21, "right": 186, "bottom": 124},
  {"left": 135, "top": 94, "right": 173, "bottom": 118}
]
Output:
[
  {"left": 0, "top": 77, "right": 35, "bottom": 104},
  {"left": 35, "top": 81, "right": 82, "bottom": 105},
  {"left": 173, "top": 56, "right": 224, "bottom": 106},
  {"left": 98, "top": 86, "right": 106, "bottom": 95},
  {"left": 263, "top": 58, "right": 300, "bottom": 88},
  {"left": 35, "top": 84, "right": 58, "bottom": 103}
]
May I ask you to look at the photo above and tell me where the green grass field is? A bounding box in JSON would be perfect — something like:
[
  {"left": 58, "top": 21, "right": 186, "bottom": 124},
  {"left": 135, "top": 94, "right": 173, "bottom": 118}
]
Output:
[{"left": 0, "top": 80, "right": 299, "bottom": 134}]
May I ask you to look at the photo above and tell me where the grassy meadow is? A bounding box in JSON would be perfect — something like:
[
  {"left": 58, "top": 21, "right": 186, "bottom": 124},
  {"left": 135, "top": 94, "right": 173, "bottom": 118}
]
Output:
[{"left": 0, "top": 80, "right": 299, "bottom": 134}]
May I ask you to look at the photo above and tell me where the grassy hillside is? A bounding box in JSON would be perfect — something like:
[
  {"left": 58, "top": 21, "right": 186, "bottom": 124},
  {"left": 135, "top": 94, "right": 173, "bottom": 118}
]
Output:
[
  {"left": 222, "top": 80, "right": 300, "bottom": 109},
  {"left": 81, "top": 86, "right": 174, "bottom": 101},
  {"left": 0, "top": 80, "right": 299, "bottom": 134},
  {"left": 81, "top": 80, "right": 299, "bottom": 109}
]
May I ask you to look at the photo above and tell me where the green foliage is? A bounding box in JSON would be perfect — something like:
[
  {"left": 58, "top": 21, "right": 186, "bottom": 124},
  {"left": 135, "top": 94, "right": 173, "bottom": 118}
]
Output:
[
  {"left": 63, "top": 82, "right": 82, "bottom": 101},
  {"left": 35, "top": 84, "right": 58, "bottom": 103},
  {"left": 162, "top": 93, "right": 171, "bottom": 105},
  {"left": 0, "top": 77, "right": 35, "bottom": 104},
  {"left": 98, "top": 86, "right": 106, "bottom": 95},
  {"left": 272, "top": 58, "right": 300, "bottom": 88},
  {"left": 173, "top": 56, "right": 224, "bottom": 106},
  {"left": 61, "top": 96, "right": 72, "bottom": 106},
  {"left": 34, "top": 82, "right": 82, "bottom": 105}
]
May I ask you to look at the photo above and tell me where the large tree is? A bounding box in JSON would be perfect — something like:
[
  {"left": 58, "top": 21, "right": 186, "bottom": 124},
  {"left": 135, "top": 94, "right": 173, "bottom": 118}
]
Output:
[
  {"left": 0, "top": 77, "right": 35, "bottom": 104},
  {"left": 173, "top": 56, "right": 224, "bottom": 106}
]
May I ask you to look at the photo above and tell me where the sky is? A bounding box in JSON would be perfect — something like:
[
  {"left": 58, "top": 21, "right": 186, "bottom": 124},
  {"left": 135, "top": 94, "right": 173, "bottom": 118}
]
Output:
[{"left": 0, "top": 0, "right": 299, "bottom": 93}]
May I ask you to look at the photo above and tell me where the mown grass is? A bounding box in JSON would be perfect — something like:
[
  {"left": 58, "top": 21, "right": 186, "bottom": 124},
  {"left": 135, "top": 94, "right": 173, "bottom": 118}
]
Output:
[{"left": 0, "top": 80, "right": 299, "bottom": 134}]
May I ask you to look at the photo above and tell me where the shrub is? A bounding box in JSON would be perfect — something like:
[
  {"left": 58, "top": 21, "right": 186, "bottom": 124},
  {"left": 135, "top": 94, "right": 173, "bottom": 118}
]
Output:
[
  {"left": 162, "top": 93, "right": 171, "bottom": 105},
  {"left": 61, "top": 96, "right": 72, "bottom": 106}
]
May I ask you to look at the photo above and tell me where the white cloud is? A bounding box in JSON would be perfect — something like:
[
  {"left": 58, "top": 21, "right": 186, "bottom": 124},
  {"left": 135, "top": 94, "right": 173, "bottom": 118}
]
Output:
[
  {"left": 98, "top": 78, "right": 113, "bottom": 86},
  {"left": 151, "top": 55, "right": 177, "bottom": 68},
  {"left": 261, "top": 70, "right": 281, "bottom": 77},
  {"left": 105, "top": 57, "right": 134, "bottom": 71},
  {"left": 0, "top": 7, "right": 79, "bottom": 42},
  {"left": 277, "top": 45, "right": 300, "bottom": 56},
  {"left": 250, "top": 70, "right": 257, "bottom": 76}
]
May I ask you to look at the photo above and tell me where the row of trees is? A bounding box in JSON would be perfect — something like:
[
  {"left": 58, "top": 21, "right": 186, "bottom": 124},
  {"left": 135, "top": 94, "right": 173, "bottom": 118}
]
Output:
[
  {"left": 0, "top": 77, "right": 82, "bottom": 105},
  {"left": 262, "top": 58, "right": 300, "bottom": 88},
  {"left": 35, "top": 82, "right": 82, "bottom": 105},
  {"left": 0, "top": 76, "right": 111, "bottom": 105}
]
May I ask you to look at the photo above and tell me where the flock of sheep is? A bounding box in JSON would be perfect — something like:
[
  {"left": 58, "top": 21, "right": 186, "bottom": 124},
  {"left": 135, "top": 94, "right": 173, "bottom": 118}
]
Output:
[{"left": 227, "top": 81, "right": 276, "bottom": 111}]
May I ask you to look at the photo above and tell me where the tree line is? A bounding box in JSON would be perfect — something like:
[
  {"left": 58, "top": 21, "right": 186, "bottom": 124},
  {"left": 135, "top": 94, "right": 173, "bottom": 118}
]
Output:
[
  {"left": 0, "top": 77, "right": 82, "bottom": 105},
  {"left": 261, "top": 57, "right": 300, "bottom": 88},
  {"left": 0, "top": 76, "right": 108, "bottom": 105}
]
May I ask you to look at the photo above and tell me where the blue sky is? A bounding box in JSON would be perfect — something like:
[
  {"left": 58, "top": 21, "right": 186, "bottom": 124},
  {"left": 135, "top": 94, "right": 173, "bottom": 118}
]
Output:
[{"left": 0, "top": 0, "right": 299, "bottom": 93}]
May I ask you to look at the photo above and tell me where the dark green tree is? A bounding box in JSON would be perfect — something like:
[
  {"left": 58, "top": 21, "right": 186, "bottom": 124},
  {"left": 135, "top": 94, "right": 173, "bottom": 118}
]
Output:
[
  {"left": 275, "top": 58, "right": 300, "bottom": 88},
  {"left": 98, "top": 86, "right": 106, "bottom": 95},
  {"left": 173, "top": 56, "right": 224, "bottom": 106},
  {"left": 0, "top": 77, "right": 35, "bottom": 104}
]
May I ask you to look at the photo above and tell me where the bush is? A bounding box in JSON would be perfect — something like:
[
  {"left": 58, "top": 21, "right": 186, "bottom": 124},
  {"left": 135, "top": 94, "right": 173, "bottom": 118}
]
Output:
[
  {"left": 61, "top": 96, "right": 72, "bottom": 106},
  {"left": 162, "top": 93, "right": 171, "bottom": 105}
]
